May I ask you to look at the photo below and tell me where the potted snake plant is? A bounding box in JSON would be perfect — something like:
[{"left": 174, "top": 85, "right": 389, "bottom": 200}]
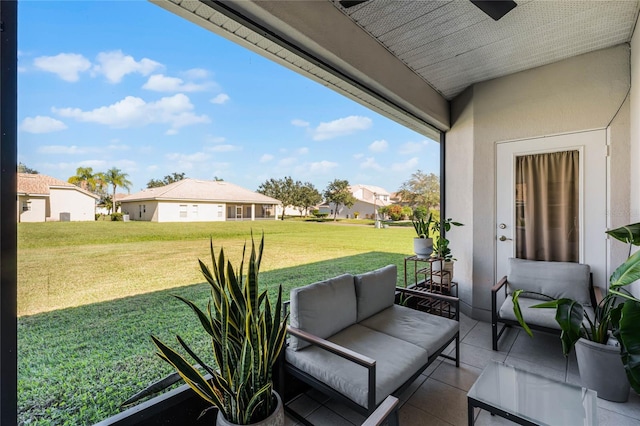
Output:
[
  {"left": 412, "top": 212, "right": 434, "bottom": 258},
  {"left": 152, "top": 233, "right": 288, "bottom": 425},
  {"left": 513, "top": 223, "right": 640, "bottom": 402}
]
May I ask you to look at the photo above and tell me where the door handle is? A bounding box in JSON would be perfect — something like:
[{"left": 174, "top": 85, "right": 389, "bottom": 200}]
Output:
[{"left": 498, "top": 235, "right": 513, "bottom": 242}]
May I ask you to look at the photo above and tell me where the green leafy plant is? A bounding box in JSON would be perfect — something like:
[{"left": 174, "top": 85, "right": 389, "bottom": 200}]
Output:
[
  {"left": 513, "top": 222, "right": 640, "bottom": 393},
  {"left": 151, "top": 233, "right": 289, "bottom": 424},
  {"left": 431, "top": 218, "right": 464, "bottom": 261},
  {"left": 412, "top": 213, "right": 434, "bottom": 238}
]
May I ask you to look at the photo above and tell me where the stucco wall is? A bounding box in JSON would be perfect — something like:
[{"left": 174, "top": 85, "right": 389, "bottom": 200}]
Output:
[
  {"left": 630, "top": 21, "right": 640, "bottom": 297},
  {"left": 448, "top": 44, "right": 631, "bottom": 320},
  {"left": 17, "top": 196, "right": 46, "bottom": 223},
  {"left": 156, "top": 202, "right": 226, "bottom": 222},
  {"left": 49, "top": 188, "right": 96, "bottom": 221},
  {"left": 121, "top": 201, "right": 159, "bottom": 221}
]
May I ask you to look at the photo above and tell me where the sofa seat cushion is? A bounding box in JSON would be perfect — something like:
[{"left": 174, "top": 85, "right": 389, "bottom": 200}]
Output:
[
  {"left": 355, "top": 265, "right": 397, "bottom": 322},
  {"left": 289, "top": 273, "right": 357, "bottom": 351},
  {"left": 499, "top": 296, "right": 596, "bottom": 330},
  {"left": 506, "top": 258, "right": 592, "bottom": 306},
  {"left": 285, "top": 323, "right": 429, "bottom": 407},
  {"left": 359, "top": 305, "right": 459, "bottom": 354}
]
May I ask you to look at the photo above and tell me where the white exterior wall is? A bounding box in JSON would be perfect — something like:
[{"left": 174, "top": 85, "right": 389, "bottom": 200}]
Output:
[
  {"left": 630, "top": 23, "right": 640, "bottom": 297},
  {"left": 17, "top": 196, "right": 47, "bottom": 223},
  {"left": 49, "top": 188, "right": 96, "bottom": 221},
  {"left": 448, "top": 44, "right": 631, "bottom": 320},
  {"left": 156, "top": 202, "right": 226, "bottom": 222},
  {"left": 121, "top": 201, "right": 159, "bottom": 221}
]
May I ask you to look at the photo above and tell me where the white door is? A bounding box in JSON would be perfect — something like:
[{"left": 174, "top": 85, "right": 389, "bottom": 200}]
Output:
[{"left": 495, "top": 130, "right": 608, "bottom": 288}]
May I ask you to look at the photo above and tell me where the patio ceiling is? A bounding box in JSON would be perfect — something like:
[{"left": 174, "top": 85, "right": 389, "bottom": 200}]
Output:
[{"left": 154, "top": 0, "right": 639, "bottom": 137}]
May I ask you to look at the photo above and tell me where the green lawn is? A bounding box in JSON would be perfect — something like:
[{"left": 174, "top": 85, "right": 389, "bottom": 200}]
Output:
[{"left": 18, "top": 220, "right": 416, "bottom": 425}]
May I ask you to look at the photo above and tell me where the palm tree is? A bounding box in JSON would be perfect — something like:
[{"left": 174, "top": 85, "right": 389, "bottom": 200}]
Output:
[
  {"left": 103, "top": 167, "right": 132, "bottom": 214},
  {"left": 68, "top": 167, "right": 105, "bottom": 194}
]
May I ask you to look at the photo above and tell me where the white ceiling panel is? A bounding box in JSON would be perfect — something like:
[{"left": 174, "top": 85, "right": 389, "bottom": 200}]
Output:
[{"left": 334, "top": 0, "right": 639, "bottom": 99}]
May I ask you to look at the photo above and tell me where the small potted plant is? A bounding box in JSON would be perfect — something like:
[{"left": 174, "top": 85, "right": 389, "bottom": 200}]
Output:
[
  {"left": 512, "top": 223, "right": 640, "bottom": 402},
  {"left": 152, "top": 233, "right": 288, "bottom": 425},
  {"left": 412, "top": 212, "right": 434, "bottom": 258},
  {"left": 430, "top": 218, "right": 464, "bottom": 283}
]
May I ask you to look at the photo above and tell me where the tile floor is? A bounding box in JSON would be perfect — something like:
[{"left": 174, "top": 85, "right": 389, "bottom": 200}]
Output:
[{"left": 283, "top": 314, "right": 640, "bottom": 425}]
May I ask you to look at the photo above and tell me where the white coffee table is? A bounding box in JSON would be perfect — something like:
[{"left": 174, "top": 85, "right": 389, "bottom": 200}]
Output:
[{"left": 467, "top": 361, "right": 597, "bottom": 425}]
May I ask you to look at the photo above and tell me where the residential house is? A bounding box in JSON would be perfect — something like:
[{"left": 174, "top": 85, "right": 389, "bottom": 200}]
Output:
[
  {"left": 96, "top": 193, "right": 129, "bottom": 215},
  {"left": 120, "top": 178, "right": 280, "bottom": 222},
  {"left": 323, "top": 184, "right": 392, "bottom": 219},
  {"left": 17, "top": 173, "right": 98, "bottom": 222}
]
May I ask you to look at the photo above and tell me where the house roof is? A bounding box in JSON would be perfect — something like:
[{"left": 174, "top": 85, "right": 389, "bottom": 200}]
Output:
[
  {"left": 121, "top": 178, "right": 281, "bottom": 204},
  {"left": 351, "top": 184, "right": 390, "bottom": 196},
  {"left": 17, "top": 173, "right": 99, "bottom": 199}
]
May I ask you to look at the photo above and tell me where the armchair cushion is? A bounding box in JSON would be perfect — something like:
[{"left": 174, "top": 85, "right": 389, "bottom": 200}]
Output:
[
  {"left": 354, "top": 264, "right": 397, "bottom": 322},
  {"left": 289, "top": 273, "right": 357, "bottom": 351},
  {"left": 499, "top": 295, "right": 596, "bottom": 330},
  {"left": 506, "top": 258, "right": 592, "bottom": 306}
]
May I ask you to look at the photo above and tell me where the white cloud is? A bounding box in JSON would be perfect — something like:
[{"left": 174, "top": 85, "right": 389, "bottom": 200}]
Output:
[
  {"left": 278, "top": 157, "right": 297, "bottom": 167},
  {"left": 166, "top": 152, "right": 210, "bottom": 171},
  {"left": 108, "top": 143, "right": 130, "bottom": 151},
  {"left": 297, "top": 147, "right": 309, "bottom": 155},
  {"left": 206, "top": 135, "right": 226, "bottom": 144},
  {"left": 208, "top": 144, "right": 240, "bottom": 152},
  {"left": 308, "top": 160, "right": 338, "bottom": 173},
  {"left": 360, "top": 157, "right": 383, "bottom": 171},
  {"left": 78, "top": 159, "right": 108, "bottom": 169},
  {"left": 391, "top": 157, "right": 419, "bottom": 172},
  {"left": 210, "top": 93, "right": 230, "bottom": 104},
  {"left": 143, "top": 74, "right": 209, "bottom": 92},
  {"left": 52, "top": 93, "right": 210, "bottom": 133},
  {"left": 312, "top": 115, "right": 372, "bottom": 141},
  {"left": 38, "top": 145, "right": 89, "bottom": 155},
  {"left": 259, "top": 154, "right": 274, "bottom": 163},
  {"left": 183, "top": 68, "right": 209, "bottom": 79},
  {"left": 33, "top": 53, "right": 91, "bottom": 82},
  {"left": 399, "top": 140, "right": 429, "bottom": 154},
  {"left": 369, "top": 139, "right": 388, "bottom": 152},
  {"left": 291, "top": 119, "right": 310, "bottom": 127},
  {"left": 353, "top": 153, "right": 364, "bottom": 160},
  {"left": 93, "top": 50, "right": 162, "bottom": 83},
  {"left": 20, "top": 116, "right": 67, "bottom": 134}
]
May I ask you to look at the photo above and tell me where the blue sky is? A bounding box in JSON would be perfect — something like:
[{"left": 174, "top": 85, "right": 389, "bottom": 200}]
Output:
[{"left": 17, "top": 1, "right": 439, "bottom": 195}]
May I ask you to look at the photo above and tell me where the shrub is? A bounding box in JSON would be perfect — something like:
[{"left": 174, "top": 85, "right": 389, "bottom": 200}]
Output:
[
  {"left": 311, "top": 210, "right": 328, "bottom": 218},
  {"left": 386, "top": 205, "right": 404, "bottom": 221},
  {"left": 413, "top": 206, "right": 428, "bottom": 220},
  {"left": 111, "top": 213, "right": 123, "bottom": 221},
  {"left": 354, "top": 211, "right": 360, "bottom": 219},
  {"left": 401, "top": 206, "right": 413, "bottom": 220}
]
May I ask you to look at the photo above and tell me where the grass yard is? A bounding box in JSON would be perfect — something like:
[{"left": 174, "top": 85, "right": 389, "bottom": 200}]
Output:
[{"left": 18, "top": 220, "right": 416, "bottom": 425}]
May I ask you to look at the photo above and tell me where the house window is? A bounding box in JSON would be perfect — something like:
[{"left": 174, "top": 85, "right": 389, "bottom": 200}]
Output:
[
  {"left": 217, "top": 205, "right": 223, "bottom": 218},
  {"left": 179, "top": 204, "right": 188, "bottom": 218},
  {"left": 192, "top": 205, "right": 198, "bottom": 218},
  {"left": 22, "top": 201, "right": 31, "bottom": 212}
]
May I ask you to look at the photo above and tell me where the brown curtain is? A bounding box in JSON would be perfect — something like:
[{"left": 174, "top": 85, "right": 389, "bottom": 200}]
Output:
[{"left": 515, "top": 150, "right": 579, "bottom": 262}]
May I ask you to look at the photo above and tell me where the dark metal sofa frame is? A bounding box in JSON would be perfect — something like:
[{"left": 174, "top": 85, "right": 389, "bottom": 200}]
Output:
[
  {"left": 282, "top": 287, "right": 460, "bottom": 425},
  {"left": 491, "top": 273, "right": 598, "bottom": 351}
]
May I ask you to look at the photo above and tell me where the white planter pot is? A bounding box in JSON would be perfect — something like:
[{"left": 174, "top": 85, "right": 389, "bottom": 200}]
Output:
[
  {"left": 431, "top": 261, "right": 453, "bottom": 285},
  {"left": 216, "top": 391, "right": 284, "bottom": 426},
  {"left": 413, "top": 237, "right": 433, "bottom": 259},
  {"left": 575, "top": 338, "right": 629, "bottom": 402}
]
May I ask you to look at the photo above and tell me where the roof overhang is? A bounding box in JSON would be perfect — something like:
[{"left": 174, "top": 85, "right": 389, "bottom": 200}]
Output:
[{"left": 151, "top": 0, "right": 446, "bottom": 138}]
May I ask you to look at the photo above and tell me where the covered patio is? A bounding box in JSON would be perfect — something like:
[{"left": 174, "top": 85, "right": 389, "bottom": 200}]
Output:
[{"left": 2, "top": 0, "right": 640, "bottom": 424}]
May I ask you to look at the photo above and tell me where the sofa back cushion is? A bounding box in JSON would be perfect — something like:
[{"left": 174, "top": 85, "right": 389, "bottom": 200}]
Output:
[
  {"left": 289, "top": 273, "right": 357, "bottom": 351},
  {"left": 354, "top": 265, "right": 397, "bottom": 322},
  {"left": 507, "top": 258, "right": 592, "bottom": 306}
]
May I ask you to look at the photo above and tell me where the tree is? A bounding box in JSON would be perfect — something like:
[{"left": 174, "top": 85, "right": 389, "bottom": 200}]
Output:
[
  {"left": 323, "top": 179, "right": 356, "bottom": 221},
  {"left": 104, "top": 167, "right": 132, "bottom": 214},
  {"left": 297, "top": 182, "right": 322, "bottom": 216},
  {"left": 18, "top": 162, "right": 38, "bottom": 174},
  {"left": 147, "top": 172, "right": 186, "bottom": 188},
  {"left": 68, "top": 167, "right": 106, "bottom": 194},
  {"left": 397, "top": 170, "right": 440, "bottom": 210},
  {"left": 257, "top": 177, "right": 297, "bottom": 220}
]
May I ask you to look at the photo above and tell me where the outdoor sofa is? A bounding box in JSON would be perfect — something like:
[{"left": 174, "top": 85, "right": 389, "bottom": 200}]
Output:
[
  {"left": 283, "top": 264, "right": 460, "bottom": 422},
  {"left": 492, "top": 257, "right": 598, "bottom": 351}
]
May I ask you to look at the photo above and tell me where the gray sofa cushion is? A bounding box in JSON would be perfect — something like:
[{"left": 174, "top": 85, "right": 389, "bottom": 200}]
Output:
[
  {"left": 289, "top": 273, "right": 357, "bottom": 351},
  {"left": 499, "top": 296, "right": 596, "bottom": 330},
  {"left": 359, "top": 305, "right": 459, "bottom": 354},
  {"left": 285, "top": 324, "right": 429, "bottom": 407},
  {"left": 355, "top": 264, "right": 397, "bottom": 322},
  {"left": 507, "top": 258, "right": 592, "bottom": 306}
]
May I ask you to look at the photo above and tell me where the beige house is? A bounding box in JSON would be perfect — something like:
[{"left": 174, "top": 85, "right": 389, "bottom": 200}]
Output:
[
  {"left": 17, "top": 173, "right": 98, "bottom": 222},
  {"left": 324, "top": 184, "right": 392, "bottom": 219},
  {"left": 120, "top": 178, "right": 280, "bottom": 222}
]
